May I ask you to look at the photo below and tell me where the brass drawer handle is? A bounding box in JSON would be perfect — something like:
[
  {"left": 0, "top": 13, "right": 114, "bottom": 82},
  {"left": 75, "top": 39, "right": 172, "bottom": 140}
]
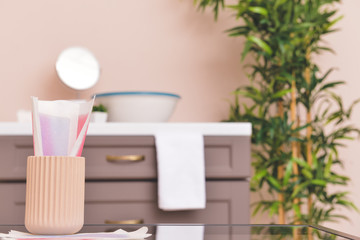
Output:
[
  {"left": 105, "top": 219, "right": 144, "bottom": 224},
  {"left": 106, "top": 155, "right": 145, "bottom": 162}
]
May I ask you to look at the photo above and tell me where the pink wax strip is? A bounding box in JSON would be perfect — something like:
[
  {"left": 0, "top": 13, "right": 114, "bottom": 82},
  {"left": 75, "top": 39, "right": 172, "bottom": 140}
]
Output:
[
  {"left": 76, "top": 113, "right": 90, "bottom": 156},
  {"left": 77, "top": 113, "right": 88, "bottom": 138}
]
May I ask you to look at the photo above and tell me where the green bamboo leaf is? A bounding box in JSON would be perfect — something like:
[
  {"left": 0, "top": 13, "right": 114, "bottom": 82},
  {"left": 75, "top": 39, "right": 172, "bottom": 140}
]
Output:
[
  {"left": 248, "top": 7, "right": 268, "bottom": 17},
  {"left": 292, "top": 123, "right": 310, "bottom": 133},
  {"left": 314, "top": 46, "right": 335, "bottom": 54},
  {"left": 267, "top": 176, "right": 282, "bottom": 191},
  {"left": 226, "top": 3, "right": 246, "bottom": 16},
  {"left": 291, "top": 182, "right": 309, "bottom": 199},
  {"left": 252, "top": 203, "right": 263, "bottom": 216},
  {"left": 247, "top": 36, "right": 273, "bottom": 55},
  {"left": 324, "top": 153, "right": 333, "bottom": 178},
  {"left": 274, "top": 0, "right": 287, "bottom": 9},
  {"left": 293, "top": 204, "right": 302, "bottom": 218},
  {"left": 243, "top": 104, "right": 256, "bottom": 115},
  {"left": 301, "top": 168, "right": 313, "bottom": 179},
  {"left": 291, "top": 22, "right": 315, "bottom": 31},
  {"left": 326, "top": 15, "right": 343, "bottom": 31},
  {"left": 318, "top": 68, "right": 335, "bottom": 83},
  {"left": 226, "top": 4, "right": 239, "bottom": 10},
  {"left": 346, "top": 98, "right": 360, "bottom": 117},
  {"left": 194, "top": 0, "right": 224, "bottom": 20},
  {"left": 241, "top": 40, "right": 253, "bottom": 61},
  {"left": 227, "top": 26, "right": 249, "bottom": 36},
  {"left": 337, "top": 200, "right": 358, "bottom": 210},
  {"left": 329, "top": 214, "right": 350, "bottom": 221},
  {"left": 283, "top": 160, "right": 293, "bottom": 186},
  {"left": 320, "top": 81, "right": 345, "bottom": 91},
  {"left": 284, "top": 0, "right": 293, "bottom": 24},
  {"left": 272, "top": 89, "right": 292, "bottom": 99},
  {"left": 292, "top": 157, "right": 310, "bottom": 169},
  {"left": 311, "top": 179, "right": 327, "bottom": 186},
  {"left": 312, "top": 153, "right": 318, "bottom": 170},
  {"left": 269, "top": 201, "right": 280, "bottom": 217},
  {"left": 253, "top": 169, "right": 268, "bottom": 181}
]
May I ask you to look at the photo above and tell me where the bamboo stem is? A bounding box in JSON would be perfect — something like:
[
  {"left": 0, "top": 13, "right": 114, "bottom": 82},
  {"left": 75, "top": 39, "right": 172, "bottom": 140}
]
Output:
[
  {"left": 291, "top": 80, "right": 299, "bottom": 175},
  {"left": 291, "top": 80, "right": 301, "bottom": 225},
  {"left": 305, "top": 50, "right": 313, "bottom": 240},
  {"left": 306, "top": 111, "right": 313, "bottom": 216},
  {"left": 291, "top": 79, "right": 301, "bottom": 240},
  {"left": 277, "top": 101, "right": 286, "bottom": 224},
  {"left": 278, "top": 165, "right": 286, "bottom": 224}
]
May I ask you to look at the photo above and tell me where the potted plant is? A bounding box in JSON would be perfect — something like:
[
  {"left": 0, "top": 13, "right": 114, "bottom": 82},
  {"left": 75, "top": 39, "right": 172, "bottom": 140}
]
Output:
[
  {"left": 91, "top": 104, "right": 108, "bottom": 123},
  {"left": 195, "top": 0, "right": 359, "bottom": 228}
]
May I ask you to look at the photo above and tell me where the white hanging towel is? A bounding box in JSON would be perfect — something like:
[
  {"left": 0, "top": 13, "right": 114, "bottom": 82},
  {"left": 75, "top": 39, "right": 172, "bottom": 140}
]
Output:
[{"left": 155, "top": 132, "right": 206, "bottom": 211}]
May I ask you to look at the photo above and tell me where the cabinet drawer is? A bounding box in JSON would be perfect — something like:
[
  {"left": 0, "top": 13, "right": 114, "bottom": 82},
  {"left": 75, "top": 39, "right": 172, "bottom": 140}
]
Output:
[
  {"left": 82, "top": 136, "right": 157, "bottom": 180},
  {"left": 83, "top": 136, "right": 250, "bottom": 180},
  {"left": 0, "top": 136, "right": 32, "bottom": 181},
  {"left": 0, "top": 181, "right": 249, "bottom": 224},
  {"left": 0, "top": 135, "right": 250, "bottom": 180},
  {"left": 84, "top": 181, "right": 249, "bottom": 224},
  {"left": 0, "top": 183, "right": 26, "bottom": 224}
]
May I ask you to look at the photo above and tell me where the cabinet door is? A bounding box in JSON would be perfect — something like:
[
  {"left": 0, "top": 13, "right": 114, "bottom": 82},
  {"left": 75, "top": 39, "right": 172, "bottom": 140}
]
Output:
[{"left": 0, "top": 181, "right": 249, "bottom": 225}]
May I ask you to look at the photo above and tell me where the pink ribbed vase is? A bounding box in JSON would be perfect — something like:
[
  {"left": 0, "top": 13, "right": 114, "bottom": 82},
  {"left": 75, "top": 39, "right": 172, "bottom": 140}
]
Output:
[{"left": 25, "top": 156, "right": 85, "bottom": 235}]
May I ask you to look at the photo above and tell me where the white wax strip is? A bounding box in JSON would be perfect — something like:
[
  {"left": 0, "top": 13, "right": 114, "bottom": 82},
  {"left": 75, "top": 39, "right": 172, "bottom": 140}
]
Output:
[
  {"left": 31, "top": 97, "right": 43, "bottom": 156},
  {"left": 0, "top": 227, "right": 151, "bottom": 239}
]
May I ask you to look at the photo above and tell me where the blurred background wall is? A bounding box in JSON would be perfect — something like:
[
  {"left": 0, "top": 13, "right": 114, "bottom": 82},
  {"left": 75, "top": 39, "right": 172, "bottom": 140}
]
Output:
[
  {"left": 0, "top": 0, "right": 359, "bottom": 236},
  {"left": 0, "top": 0, "right": 245, "bottom": 122}
]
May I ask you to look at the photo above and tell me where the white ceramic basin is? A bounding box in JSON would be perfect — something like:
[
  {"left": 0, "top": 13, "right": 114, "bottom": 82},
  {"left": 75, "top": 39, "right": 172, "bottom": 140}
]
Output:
[{"left": 95, "top": 91, "right": 180, "bottom": 122}]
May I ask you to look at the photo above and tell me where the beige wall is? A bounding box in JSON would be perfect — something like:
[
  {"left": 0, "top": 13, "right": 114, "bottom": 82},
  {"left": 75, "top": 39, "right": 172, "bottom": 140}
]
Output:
[
  {"left": 0, "top": 0, "right": 359, "bottom": 236},
  {"left": 318, "top": 1, "right": 360, "bottom": 236},
  {"left": 0, "top": 0, "right": 245, "bottom": 122}
]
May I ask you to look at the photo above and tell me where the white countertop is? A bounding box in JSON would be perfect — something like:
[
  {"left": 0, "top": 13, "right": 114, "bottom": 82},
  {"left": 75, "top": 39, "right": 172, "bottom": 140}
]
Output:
[{"left": 0, "top": 122, "right": 252, "bottom": 136}]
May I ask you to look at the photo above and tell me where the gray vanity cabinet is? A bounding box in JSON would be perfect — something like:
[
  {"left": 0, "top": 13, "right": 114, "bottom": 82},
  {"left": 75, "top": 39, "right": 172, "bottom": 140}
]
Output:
[{"left": 0, "top": 135, "right": 250, "bottom": 224}]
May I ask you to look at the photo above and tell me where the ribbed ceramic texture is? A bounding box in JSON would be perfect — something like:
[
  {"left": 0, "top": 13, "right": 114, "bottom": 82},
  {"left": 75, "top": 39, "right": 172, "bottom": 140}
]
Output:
[{"left": 25, "top": 156, "right": 85, "bottom": 234}]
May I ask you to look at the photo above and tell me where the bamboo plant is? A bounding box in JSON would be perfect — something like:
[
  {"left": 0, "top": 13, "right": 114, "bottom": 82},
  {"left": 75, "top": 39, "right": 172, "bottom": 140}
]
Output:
[{"left": 195, "top": 0, "right": 359, "bottom": 226}]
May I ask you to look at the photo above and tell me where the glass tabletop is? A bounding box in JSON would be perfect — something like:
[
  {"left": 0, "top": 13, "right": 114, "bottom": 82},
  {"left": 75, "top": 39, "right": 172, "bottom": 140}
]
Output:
[{"left": 0, "top": 224, "right": 358, "bottom": 240}]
